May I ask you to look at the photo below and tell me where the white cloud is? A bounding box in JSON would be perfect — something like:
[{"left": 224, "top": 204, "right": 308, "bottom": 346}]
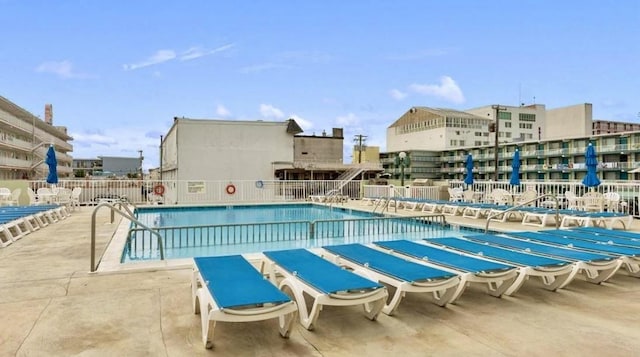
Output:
[
  {"left": 123, "top": 50, "right": 176, "bottom": 70},
  {"left": 389, "top": 89, "right": 408, "bottom": 100},
  {"left": 259, "top": 104, "right": 285, "bottom": 119},
  {"left": 209, "top": 43, "right": 235, "bottom": 55},
  {"left": 216, "top": 104, "right": 231, "bottom": 117},
  {"left": 180, "top": 43, "right": 235, "bottom": 61},
  {"left": 409, "top": 76, "right": 465, "bottom": 104},
  {"left": 180, "top": 47, "right": 206, "bottom": 61},
  {"left": 336, "top": 113, "right": 359, "bottom": 127},
  {"left": 289, "top": 114, "right": 313, "bottom": 130},
  {"left": 35, "top": 60, "right": 89, "bottom": 79}
]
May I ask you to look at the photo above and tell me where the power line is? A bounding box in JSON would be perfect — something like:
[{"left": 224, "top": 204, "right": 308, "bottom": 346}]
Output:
[{"left": 353, "top": 135, "right": 367, "bottom": 163}]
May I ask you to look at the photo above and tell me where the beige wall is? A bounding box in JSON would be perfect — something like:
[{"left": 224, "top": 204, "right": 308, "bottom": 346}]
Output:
[
  {"left": 170, "top": 119, "right": 294, "bottom": 181},
  {"left": 352, "top": 146, "right": 379, "bottom": 164},
  {"left": 545, "top": 103, "right": 592, "bottom": 140},
  {"left": 387, "top": 126, "right": 449, "bottom": 151},
  {"left": 465, "top": 104, "right": 546, "bottom": 144},
  {"left": 294, "top": 136, "right": 343, "bottom": 163}
]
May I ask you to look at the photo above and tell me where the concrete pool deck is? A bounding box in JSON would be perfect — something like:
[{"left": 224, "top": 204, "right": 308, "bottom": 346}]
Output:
[{"left": 1, "top": 203, "right": 640, "bottom": 356}]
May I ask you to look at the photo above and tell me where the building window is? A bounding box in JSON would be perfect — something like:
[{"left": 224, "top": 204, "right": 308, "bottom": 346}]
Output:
[
  {"left": 519, "top": 113, "right": 536, "bottom": 122},
  {"left": 498, "top": 111, "right": 512, "bottom": 120},
  {"left": 459, "top": 140, "right": 465, "bottom": 146},
  {"left": 504, "top": 122, "right": 512, "bottom": 128}
]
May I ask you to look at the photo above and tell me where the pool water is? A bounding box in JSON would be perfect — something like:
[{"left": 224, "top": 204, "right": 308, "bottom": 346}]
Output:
[
  {"left": 135, "top": 204, "right": 380, "bottom": 227},
  {"left": 122, "top": 204, "right": 476, "bottom": 262}
]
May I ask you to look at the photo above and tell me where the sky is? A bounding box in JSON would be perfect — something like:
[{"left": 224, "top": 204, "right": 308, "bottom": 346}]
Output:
[{"left": 1, "top": 1, "right": 639, "bottom": 170}]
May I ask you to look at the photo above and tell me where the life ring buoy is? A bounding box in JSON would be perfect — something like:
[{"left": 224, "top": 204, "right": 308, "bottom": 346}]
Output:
[
  {"left": 153, "top": 184, "right": 165, "bottom": 196},
  {"left": 226, "top": 184, "right": 236, "bottom": 195},
  {"left": 255, "top": 180, "right": 264, "bottom": 189}
]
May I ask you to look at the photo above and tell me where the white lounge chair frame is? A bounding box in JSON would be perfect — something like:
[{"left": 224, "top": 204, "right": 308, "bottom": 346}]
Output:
[
  {"left": 262, "top": 252, "right": 388, "bottom": 330},
  {"left": 320, "top": 247, "right": 461, "bottom": 314},
  {"left": 191, "top": 259, "right": 298, "bottom": 349}
]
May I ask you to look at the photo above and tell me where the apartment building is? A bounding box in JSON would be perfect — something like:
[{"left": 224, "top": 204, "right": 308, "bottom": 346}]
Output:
[
  {"left": 0, "top": 96, "right": 73, "bottom": 180},
  {"left": 383, "top": 103, "right": 639, "bottom": 182}
]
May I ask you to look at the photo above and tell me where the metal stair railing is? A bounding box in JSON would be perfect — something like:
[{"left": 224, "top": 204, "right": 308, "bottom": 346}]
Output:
[
  {"left": 484, "top": 193, "right": 560, "bottom": 233},
  {"left": 90, "top": 200, "right": 164, "bottom": 272}
]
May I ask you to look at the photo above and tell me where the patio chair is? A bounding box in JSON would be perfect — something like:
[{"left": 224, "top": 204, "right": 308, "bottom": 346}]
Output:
[
  {"left": 26, "top": 188, "right": 43, "bottom": 205},
  {"left": 191, "top": 255, "right": 298, "bottom": 349},
  {"left": 7, "top": 188, "right": 21, "bottom": 206},
  {"left": 373, "top": 240, "right": 519, "bottom": 302},
  {"left": 465, "top": 234, "right": 622, "bottom": 285},
  {"left": 263, "top": 248, "right": 388, "bottom": 330},
  {"left": 0, "top": 187, "right": 11, "bottom": 206},
  {"left": 426, "top": 237, "right": 577, "bottom": 295},
  {"left": 581, "top": 191, "right": 604, "bottom": 212},
  {"left": 564, "top": 191, "right": 580, "bottom": 210},
  {"left": 70, "top": 187, "right": 82, "bottom": 210},
  {"left": 321, "top": 243, "right": 461, "bottom": 314},
  {"left": 448, "top": 187, "right": 464, "bottom": 202},
  {"left": 603, "top": 192, "right": 621, "bottom": 212}
]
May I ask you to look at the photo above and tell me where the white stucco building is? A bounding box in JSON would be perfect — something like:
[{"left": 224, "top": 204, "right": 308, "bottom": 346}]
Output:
[
  {"left": 465, "top": 104, "right": 547, "bottom": 143},
  {"left": 386, "top": 107, "right": 493, "bottom": 152},
  {"left": 160, "top": 118, "right": 303, "bottom": 182}
]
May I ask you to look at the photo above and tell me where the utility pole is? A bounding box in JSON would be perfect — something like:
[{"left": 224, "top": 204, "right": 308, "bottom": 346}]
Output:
[
  {"left": 138, "top": 150, "right": 144, "bottom": 178},
  {"left": 353, "top": 134, "right": 367, "bottom": 163},
  {"left": 491, "top": 105, "right": 506, "bottom": 181}
]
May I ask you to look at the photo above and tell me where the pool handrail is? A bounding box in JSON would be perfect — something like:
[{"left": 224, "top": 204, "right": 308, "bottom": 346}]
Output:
[{"left": 91, "top": 201, "right": 164, "bottom": 272}]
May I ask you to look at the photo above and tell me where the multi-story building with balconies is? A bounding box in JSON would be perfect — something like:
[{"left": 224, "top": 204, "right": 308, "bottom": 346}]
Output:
[
  {"left": 0, "top": 96, "right": 73, "bottom": 180},
  {"left": 383, "top": 103, "right": 640, "bottom": 182},
  {"left": 384, "top": 131, "right": 640, "bottom": 182}
]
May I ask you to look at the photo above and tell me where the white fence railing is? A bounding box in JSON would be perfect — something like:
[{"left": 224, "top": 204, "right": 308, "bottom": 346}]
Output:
[
  {"left": 26, "top": 179, "right": 364, "bottom": 206},
  {"left": 363, "top": 180, "right": 640, "bottom": 217},
  {"left": 18, "top": 178, "right": 640, "bottom": 217}
]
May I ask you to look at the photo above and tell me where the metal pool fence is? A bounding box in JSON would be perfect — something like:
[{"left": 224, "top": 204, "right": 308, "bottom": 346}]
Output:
[{"left": 124, "top": 214, "right": 446, "bottom": 261}]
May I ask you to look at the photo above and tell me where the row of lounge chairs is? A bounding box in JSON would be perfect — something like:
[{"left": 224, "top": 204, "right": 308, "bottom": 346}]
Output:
[
  {"left": 190, "top": 226, "right": 640, "bottom": 348},
  {"left": 0, "top": 205, "right": 69, "bottom": 248},
  {"left": 363, "top": 196, "right": 634, "bottom": 229}
]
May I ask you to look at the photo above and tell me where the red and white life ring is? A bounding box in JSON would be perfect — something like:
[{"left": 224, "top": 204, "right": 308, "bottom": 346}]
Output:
[
  {"left": 153, "top": 184, "right": 165, "bottom": 196},
  {"left": 225, "top": 184, "right": 236, "bottom": 195}
]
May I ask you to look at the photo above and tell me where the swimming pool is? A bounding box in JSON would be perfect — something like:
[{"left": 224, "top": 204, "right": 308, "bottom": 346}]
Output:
[{"left": 121, "top": 203, "right": 475, "bottom": 263}]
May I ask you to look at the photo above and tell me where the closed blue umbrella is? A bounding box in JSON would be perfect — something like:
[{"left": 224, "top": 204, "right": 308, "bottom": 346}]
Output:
[
  {"left": 510, "top": 149, "right": 521, "bottom": 186},
  {"left": 582, "top": 143, "right": 600, "bottom": 188},
  {"left": 464, "top": 154, "right": 474, "bottom": 185},
  {"left": 45, "top": 145, "right": 58, "bottom": 184}
]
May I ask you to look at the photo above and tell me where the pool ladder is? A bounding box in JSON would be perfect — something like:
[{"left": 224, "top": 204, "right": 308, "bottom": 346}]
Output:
[{"left": 90, "top": 198, "right": 164, "bottom": 272}]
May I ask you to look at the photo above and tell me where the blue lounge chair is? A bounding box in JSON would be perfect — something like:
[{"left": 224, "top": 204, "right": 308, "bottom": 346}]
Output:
[
  {"left": 507, "top": 231, "right": 640, "bottom": 278},
  {"left": 373, "top": 240, "right": 519, "bottom": 301},
  {"left": 322, "top": 243, "right": 461, "bottom": 314},
  {"left": 542, "top": 229, "right": 640, "bottom": 248},
  {"left": 425, "top": 237, "right": 577, "bottom": 294},
  {"left": 263, "top": 248, "right": 388, "bottom": 330},
  {"left": 465, "top": 234, "right": 622, "bottom": 284},
  {"left": 560, "top": 211, "right": 633, "bottom": 230},
  {"left": 191, "top": 255, "right": 298, "bottom": 349},
  {"left": 574, "top": 227, "right": 640, "bottom": 241}
]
